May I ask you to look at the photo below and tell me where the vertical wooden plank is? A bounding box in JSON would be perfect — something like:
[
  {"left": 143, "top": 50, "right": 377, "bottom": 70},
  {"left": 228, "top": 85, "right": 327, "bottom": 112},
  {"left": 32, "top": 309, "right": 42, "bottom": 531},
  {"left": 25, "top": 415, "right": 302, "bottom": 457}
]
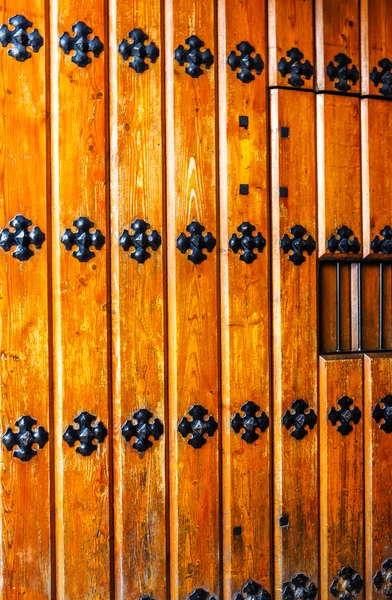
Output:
[
  {"left": 270, "top": 89, "right": 318, "bottom": 596},
  {"left": 109, "top": 1, "right": 167, "bottom": 597},
  {"left": 364, "top": 354, "right": 392, "bottom": 599},
  {"left": 315, "top": 0, "right": 360, "bottom": 93},
  {"left": 319, "top": 355, "right": 364, "bottom": 600},
  {"left": 362, "top": 100, "right": 392, "bottom": 258},
  {"left": 317, "top": 94, "right": 361, "bottom": 258},
  {"left": 361, "top": 0, "right": 392, "bottom": 97},
  {"left": 268, "top": 0, "right": 314, "bottom": 89},
  {"left": 51, "top": 1, "right": 111, "bottom": 597},
  {"left": 165, "top": 0, "right": 219, "bottom": 598},
  {"left": 0, "top": 3, "right": 51, "bottom": 597},
  {"left": 218, "top": 0, "right": 271, "bottom": 598}
]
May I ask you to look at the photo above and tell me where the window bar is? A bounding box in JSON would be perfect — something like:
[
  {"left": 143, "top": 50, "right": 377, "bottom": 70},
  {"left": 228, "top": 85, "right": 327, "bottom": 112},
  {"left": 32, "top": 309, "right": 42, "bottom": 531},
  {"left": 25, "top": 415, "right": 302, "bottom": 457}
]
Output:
[
  {"left": 379, "top": 262, "right": 384, "bottom": 350},
  {"left": 336, "top": 262, "right": 341, "bottom": 352},
  {"left": 358, "top": 262, "right": 362, "bottom": 352}
]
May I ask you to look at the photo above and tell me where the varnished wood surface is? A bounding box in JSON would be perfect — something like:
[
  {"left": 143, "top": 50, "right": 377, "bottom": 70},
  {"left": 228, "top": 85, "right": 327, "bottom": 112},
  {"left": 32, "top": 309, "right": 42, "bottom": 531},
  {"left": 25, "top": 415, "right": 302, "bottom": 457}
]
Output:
[
  {"left": 165, "top": 0, "right": 220, "bottom": 597},
  {"left": 109, "top": 1, "right": 167, "bottom": 598},
  {"left": 364, "top": 354, "right": 392, "bottom": 599},
  {"left": 270, "top": 89, "right": 318, "bottom": 594},
  {"left": 0, "top": 2, "right": 51, "bottom": 597},
  {"left": 362, "top": 100, "right": 392, "bottom": 258},
  {"left": 317, "top": 94, "right": 361, "bottom": 258},
  {"left": 51, "top": 1, "right": 111, "bottom": 597},
  {"left": 320, "top": 355, "right": 364, "bottom": 600},
  {"left": 315, "top": 0, "right": 360, "bottom": 92},
  {"left": 361, "top": 0, "right": 392, "bottom": 96},
  {"left": 268, "top": 0, "right": 314, "bottom": 89},
  {"left": 218, "top": 0, "right": 271, "bottom": 597}
]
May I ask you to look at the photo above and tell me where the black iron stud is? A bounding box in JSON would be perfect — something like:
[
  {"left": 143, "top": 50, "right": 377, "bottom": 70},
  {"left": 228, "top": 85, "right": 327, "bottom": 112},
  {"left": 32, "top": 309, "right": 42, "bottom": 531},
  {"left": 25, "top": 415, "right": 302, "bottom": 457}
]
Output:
[
  {"left": 283, "top": 399, "right": 317, "bottom": 440},
  {"left": 188, "top": 589, "right": 216, "bottom": 600},
  {"left": 370, "top": 58, "right": 392, "bottom": 98},
  {"left": 371, "top": 226, "right": 392, "bottom": 255},
  {"left": 373, "top": 395, "right": 392, "bottom": 434},
  {"left": 277, "top": 48, "right": 314, "bottom": 88},
  {"left": 118, "top": 28, "right": 159, "bottom": 72},
  {"left": 174, "top": 35, "right": 213, "bottom": 78},
  {"left": 330, "top": 566, "right": 363, "bottom": 599},
  {"left": 61, "top": 216, "right": 105, "bottom": 262},
  {"left": 63, "top": 412, "right": 107, "bottom": 456},
  {"left": 177, "top": 221, "right": 216, "bottom": 264},
  {"left": 122, "top": 409, "right": 164, "bottom": 453},
  {"left": 227, "top": 41, "right": 264, "bottom": 83},
  {"left": 0, "top": 214, "right": 45, "bottom": 261},
  {"left": 2, "top": 416, "right": 48, "bottom": 462},
  {"left": 119, "top": 219, "right": 161, "bottom": 264},
  {"left": 327, "top": 225, "right": 360, "bottom": 254},
  {"left": 231, "top": 401, "right": 269, "bottom": 444},
  {"left": 282, "top": 574, "right": 317, "bottom": 600},
  {"left": 280, "top": 224, "right": 316, "bottom": 266},
  {"left": 138, "top": 595, "right": 156, "bottom": 600},
  {"left": 328, "top": 396, "right": 361, "bottom": 436},
  {"left": 0, "top": 15, "right": 43, "bottom": 61},
  {"left": 326, "top": 53, "right": 360, "bottom": 92},
  {"left": 178, "top": 405, "right": 218, "bottom": 449},
  {"left": 234, "top": 579, "right": 271, "bottom": 600},
  {"left": 374, "top": 558, "right": 392, "bottom": 597},
  {"left": 60, "top": 22, "right": 104, "bottom": 67},
  {"left": 229, "top": 222, "right": 266, "bottom": 264}
]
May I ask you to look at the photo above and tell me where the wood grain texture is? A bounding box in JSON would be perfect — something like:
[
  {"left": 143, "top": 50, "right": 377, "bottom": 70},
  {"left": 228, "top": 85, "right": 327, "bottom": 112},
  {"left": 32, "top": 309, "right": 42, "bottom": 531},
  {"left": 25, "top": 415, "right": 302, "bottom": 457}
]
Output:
[
  {"left": 317, "top": 94, "right": 361, "bottom": 258},
  {"left": 270, "top": 89, "right": 318, "bottom": 594},
  {"left": 362, "top": 100, "right": 392, "bottom": 258},
  {"left": 319, "top": 355, "right": 364, "bottom": 600},
  {"left": 109, "top": 1, "right": 167, "bottom": 597},
  {"left": 268, "top": 0, "right": 314, "bottom": 88},
  {"left": 364, "top": 354, "right": 392, "bottom": 599},
  {"left": 165, "top": 0, "right": 220, "bottom": 597},
  {"left": 0, "top": 2, "right": 51, "bottom": 598},
  {"left": 218, "top": 0, "right": 271, "bottom": 597},
  {"left": 315, "top": 0, "right": 360, "bottom": 92},
  {"left": 361, "top": 0, "right": 392, "bottom": 96},
  {"left": 51, "top": 1, "right": 111, "bottom": 597}
]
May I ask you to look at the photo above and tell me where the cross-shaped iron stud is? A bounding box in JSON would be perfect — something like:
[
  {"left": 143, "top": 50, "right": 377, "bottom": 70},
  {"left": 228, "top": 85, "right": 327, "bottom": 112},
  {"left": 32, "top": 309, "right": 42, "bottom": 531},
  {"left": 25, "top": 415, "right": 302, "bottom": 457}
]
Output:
[
  {"left": 63, "top": 412, "right": 108, "bottom": 456},
  {"left": 371, "top": 226, "right": 392, "bottom": 255},
  {"left": 60, "top": 21, "right": 104, "bottom": 67},
  {"left": 372, "top": 395, "right": 392, "bottom": 433},
  {"left": 118, "top": 28, "right": 159, "bottom": 72},
  {"left": 278, "top": 48, "right": 314, "bottom": 88},
  {"left": 328, "top": 396, "right": 361, "bottom": 436},
  {"left": 229, "top": 222, "right": 266, "bottom": 264},
  {"left": 0, "top": 214, "right": 45, "bottom": 261},
  {"left": 2, "top": 416, "right": 48, "bottom": 462},
  {"left": 280, "top": 224, "right": 316, "bottom": 266},
  {"left": 178, "top": 405, "right": 218, "bottom": 449},
  {"left": 174, "top": 35, "right": 214, "bottom": 78},
  {"left": 234, "top": 579, "right": 271, "bottom": 600},
  {"left": 283, "top": 399, "right": 317, "bottom": 440},
  {"left": 0, "top": 15, "right": 43, "bottom": 61},
  {"left": 177, "top": 221, "right": 216, "bottom": 264},
  {"left": 119, "top": 219, "right": 161, "bottom": 263},
  {"left": 330, "top": 566, "right": 363, "bottom": 599},
  {"left": 326, "top": 53, "right": 360, "bottom": 92},
  {"left": 122, "top": 409, "right": 164, "bottom": 453},
  {"left": 231, "top": 401, "right": 269, "bottom": 444},
  {"left": 370, "top": 58, "right": 392, "bottom": 98},
  {"left": 327, "top": 225, "right": 360, "bottom": 254},
  {"left": 61, "top": 216, "right": 105, "bottom": 262},
  {"left": 227, "top": 41, "right": 264, "bottom": 83}
]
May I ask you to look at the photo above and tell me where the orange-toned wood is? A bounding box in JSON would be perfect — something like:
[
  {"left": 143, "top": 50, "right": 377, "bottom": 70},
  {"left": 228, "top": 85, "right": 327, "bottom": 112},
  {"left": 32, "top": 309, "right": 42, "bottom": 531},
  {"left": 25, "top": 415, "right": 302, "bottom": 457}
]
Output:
[
  {"left": 361, "top": 264, "right": 381, "bottom": 352},
  {"left": 165, "top": 0, "right": 220, "bottom": 597},
  {"left": 361, "top": 100, "right": 392, "bottom": 258},
  {"left": 109, "top": 2, "right": 167, "bottom": 598},
  {"left": 361, "top": 0, "right": 392, "bottom": 97},
  {"left": 50, "top": 2, "right": 111, "bottom": 597},
  {"left": 319, "top": 355, "right": 364, "bottom": 600},
  {"left": 218, "top": 0, "right": 271, "bottom": 597},
  {"left": 382, "top": 265, "right": 392, "bottom": 349},
  {"left": 319, "top": 262, "right": 353, "bottom": 353},
  {"left": 364, "top": 354, "right": 392, "bottom": 599},
  {"left": 0, "top": 2, "right": 51, "bottom": 598},
  {"left": 317, "top": 94, "right": 361, "bottom": 258},
  {"left": 315, "top": 0, "right": 360, "bottom": 92},
  {"left": 268, "top": 0, "right": 314, "bottom": 89},
  {"left": 270, "top": 89, "right": 318, "bottom": 594}
]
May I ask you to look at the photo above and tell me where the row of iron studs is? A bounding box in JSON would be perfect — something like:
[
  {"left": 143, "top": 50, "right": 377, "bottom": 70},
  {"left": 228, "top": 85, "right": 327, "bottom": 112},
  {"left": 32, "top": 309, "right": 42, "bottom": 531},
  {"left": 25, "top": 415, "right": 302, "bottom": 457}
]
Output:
[
  {"left": 1, "top": 15, "right": 392, "bottom": 98},
  {"left": 135, "top": 564, "right": 392, "bottom": 600},
  {"left": 2, "top": 216, "right": 392, "bottom": 264},
  {"left": 4, "top": 394, "right": 392, "bottom": 463}
]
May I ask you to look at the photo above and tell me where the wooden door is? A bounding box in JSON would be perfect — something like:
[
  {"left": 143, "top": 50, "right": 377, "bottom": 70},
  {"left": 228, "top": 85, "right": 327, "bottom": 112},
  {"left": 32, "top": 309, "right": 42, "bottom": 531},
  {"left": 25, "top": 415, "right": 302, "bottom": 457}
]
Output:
[{"left": 1, "top": 0, "right": 392, "bottom": 598}]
